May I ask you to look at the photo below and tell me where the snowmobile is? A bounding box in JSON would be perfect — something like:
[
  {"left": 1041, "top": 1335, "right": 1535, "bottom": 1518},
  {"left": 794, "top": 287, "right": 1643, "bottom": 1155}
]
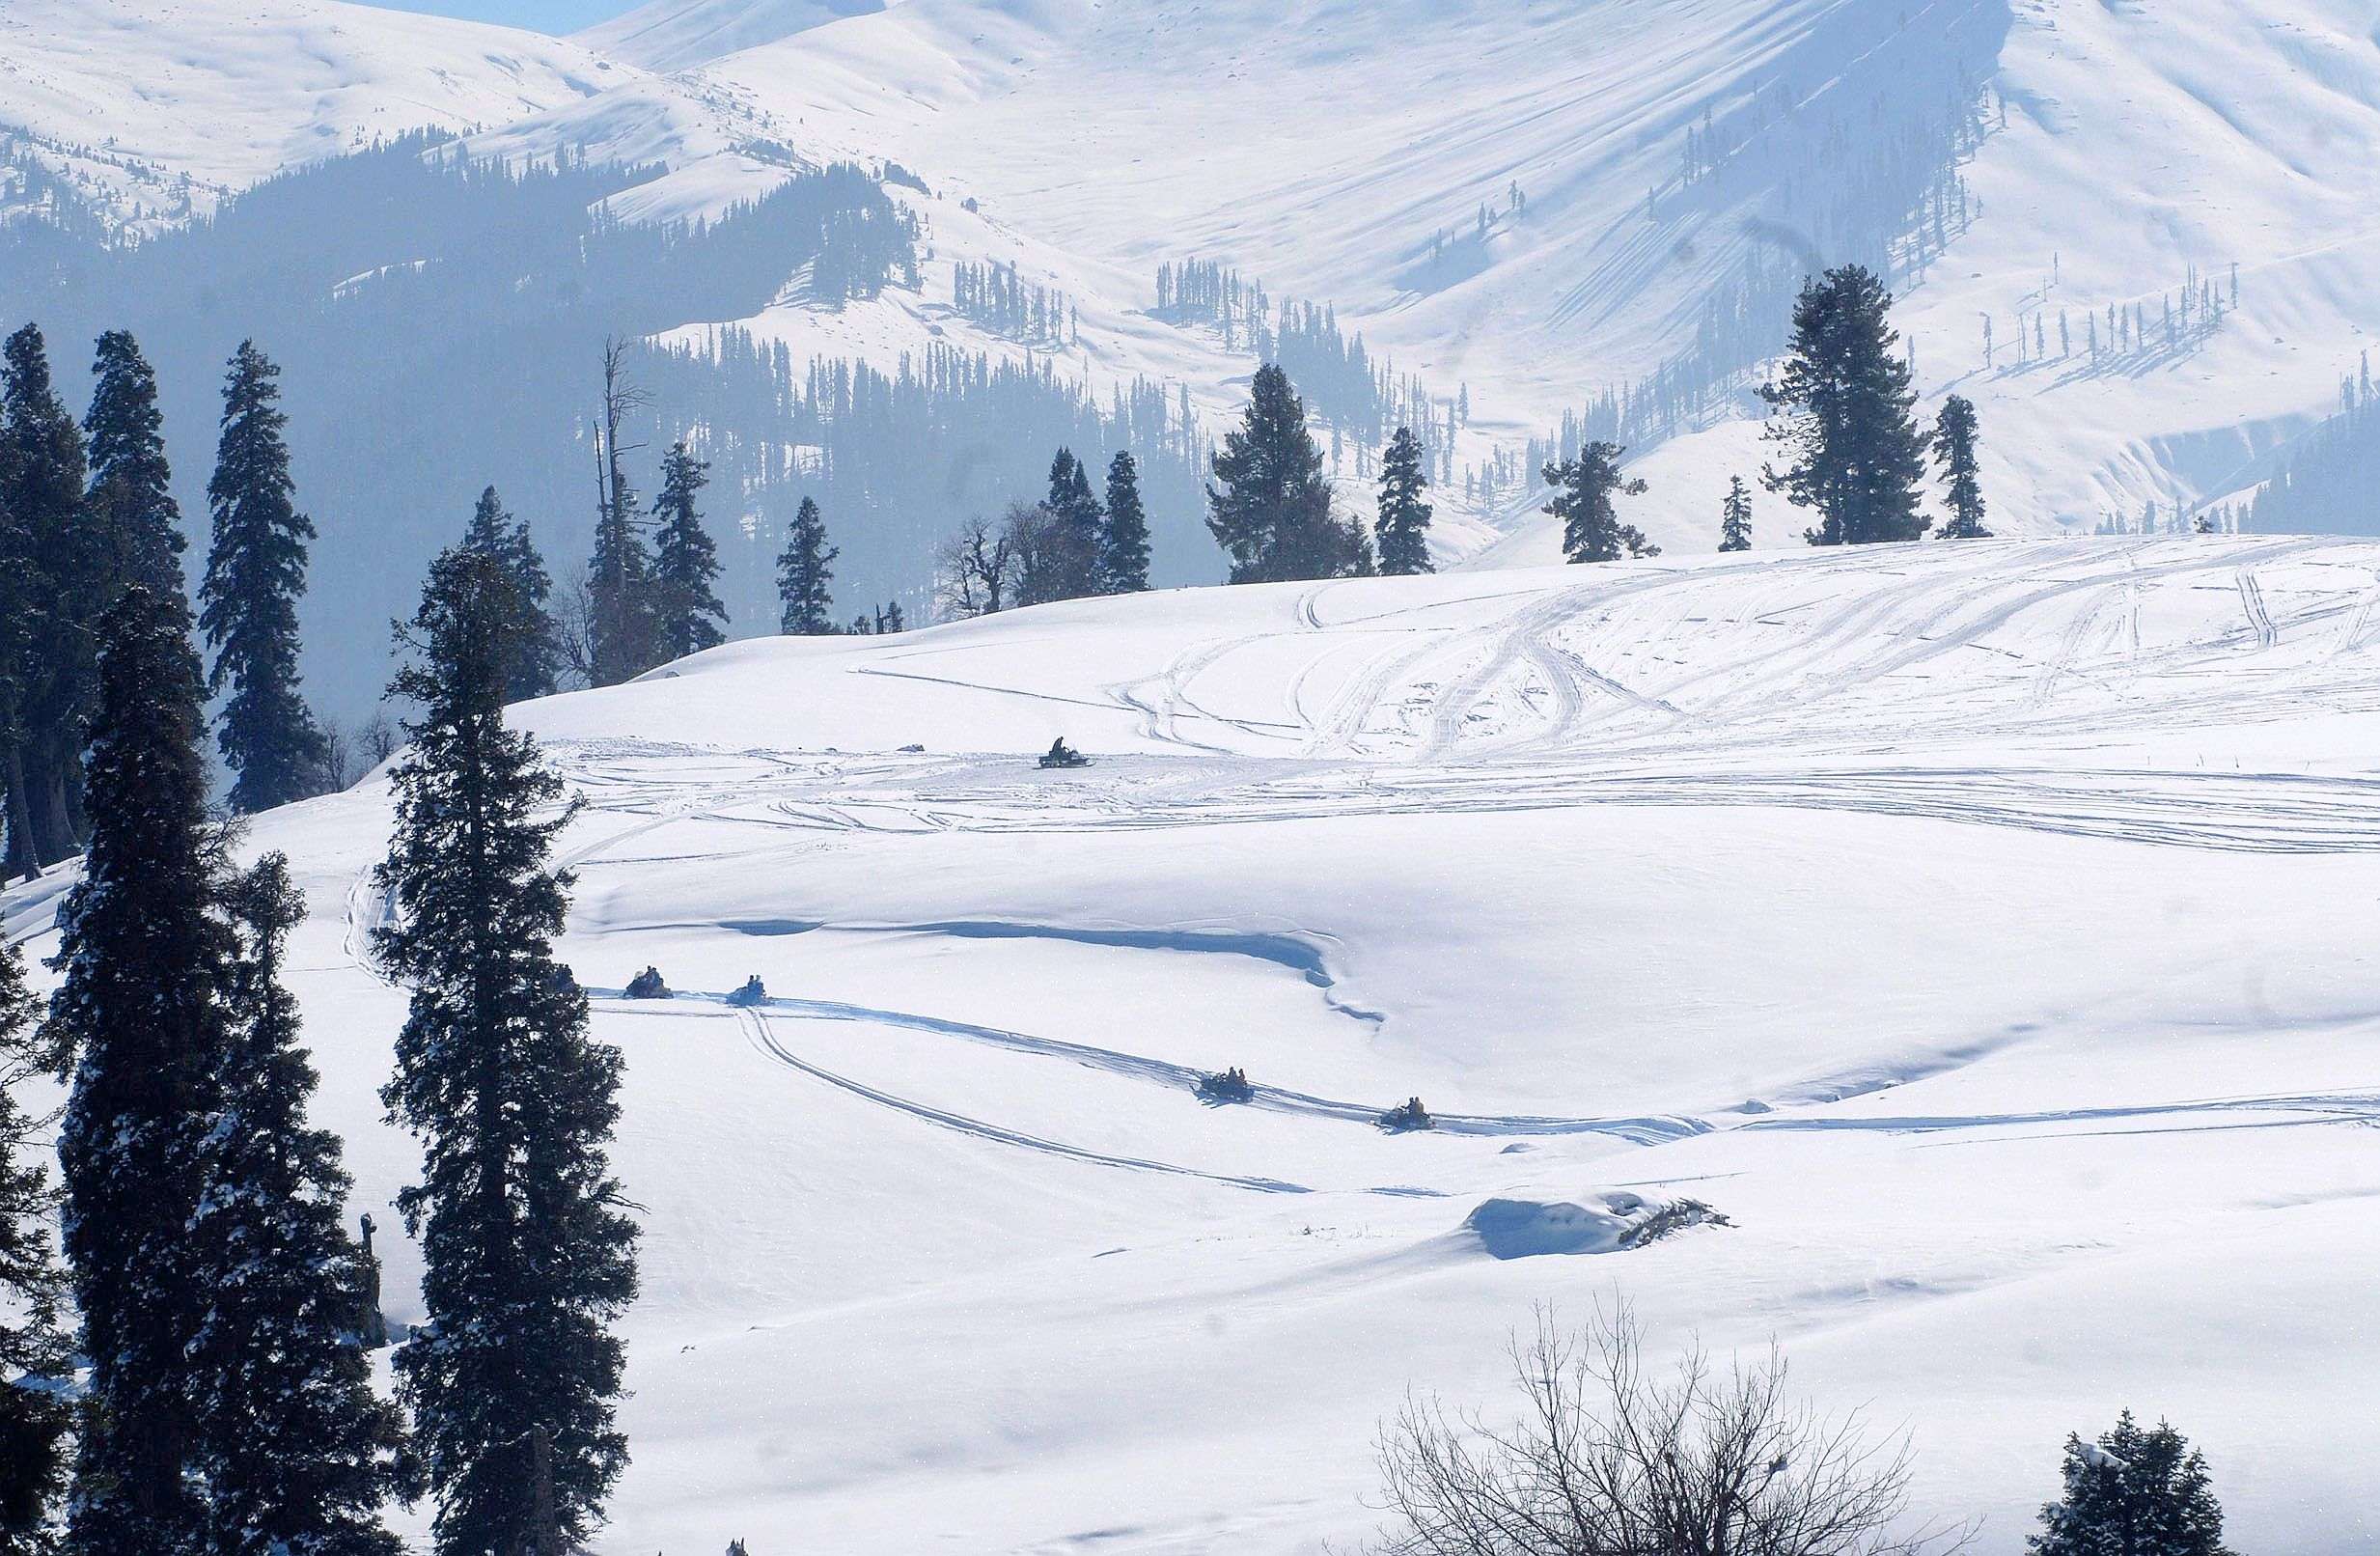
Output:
[
  {"left": 725, "top": 975, "right": 768, "bottom": 1008},
  {"left": 1038, "top": 736, "right": 1092, "bottom": 769},
  {"left": 624, "top": 965, "right": 671, "bottom": 1000},
  {"left": 1197, "top": 1066, "right": 1255, "bottom": 1105},
  {"left": 1376, "top": 1096, "right": 1434, "bottom": 1132}
]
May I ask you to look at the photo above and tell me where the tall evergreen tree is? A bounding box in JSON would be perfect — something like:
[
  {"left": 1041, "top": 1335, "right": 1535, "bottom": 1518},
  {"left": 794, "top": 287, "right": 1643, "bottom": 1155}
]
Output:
[
  {"left": 776, "top": 496, "right": 838, "bottom": 634},
  {"left": 1719, "top": 475, "right": 1754, "bottom": 552},
  {"left": 1207, "top": 365, "right": 1367, "bottom": 583},
  {"left": 1761, "top": 264, "right": 1930, "bottom": 546},
  {"left": 1099, "top": 451, "right": 1151, "bottom": 595},
  {"left": 459, "top": 487, "right": 562, "bottom": 703},
  {"left": 376, "top": 548, "right": 639, "bottom": 1556},
  {"left": 47, "top": 585, "right": 228, "bottom": 1556},
  {"left": 1544, "top": 442, "right": 1655, "bottom": 564},
  {"left": 651, "top": 443, "right": 727, "bottom": 661},
  {"left": 2030, "top": 1412, "right": 2232, "bottom": 1556},
  {"left": 84, "top": 331, "right": 188, "bottom": 604},
  {"left": 586, "top": 341, "right": 662, "bottom": 687},
  {"left": 0, "top": 937, "right": 71, "bottom": 1556},
  {"left": 186, "top": 851, "right": 408, "bottom": 1556},
  {"left": 200, "top": 341, "right": 328, "bottom": 814},
  {"left": 1035, "top": 449, "right": 1104, "bottom": 602},
  {"left": 1931, "top": 394, "right": 1990, "bottom": 539},
  {"left": 1373, "top": 426, "right": 1434, "bottom": 576},
  {"left": 1, "top": 324, "right": 100, "bottom": 873}
]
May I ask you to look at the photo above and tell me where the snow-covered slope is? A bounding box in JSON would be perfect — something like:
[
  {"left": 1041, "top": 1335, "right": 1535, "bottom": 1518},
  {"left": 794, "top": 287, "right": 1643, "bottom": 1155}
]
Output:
[
  {"left": 10, "top": 537, "right": 2376, "bottom": 1553},
  {"left": 0, "top": 0, "right": 632, "bottom": 231},
  {"left": 575, "top": 0, "right": 883, "bottom": 72}
]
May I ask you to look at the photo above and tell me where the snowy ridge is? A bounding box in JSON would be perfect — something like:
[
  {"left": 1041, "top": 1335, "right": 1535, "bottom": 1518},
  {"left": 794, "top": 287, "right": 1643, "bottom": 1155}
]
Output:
[{"left": 11, "top": 538, "right": 2378, "bottom": 1552}]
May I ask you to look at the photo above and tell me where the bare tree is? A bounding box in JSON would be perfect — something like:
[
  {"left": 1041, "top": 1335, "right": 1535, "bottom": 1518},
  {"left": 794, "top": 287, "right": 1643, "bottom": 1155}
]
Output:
[
  {"left": 1374, "top": 1306, "right": 1963, "bottom": 1556},
  {"left": 359, "top": 711, "right": 399, "bottom": 767},
  {"left": 935, "top": 513, "right": 1015, "bottom": 620},
  {"left": 552, "top": 565, "right": 599, "bottom": 688},
  {"left": 315, "top": 721, "right": 358, "bottom": 792},
  {"left": 1001, "top": 500, "right": 1067, "bottom": 607}
]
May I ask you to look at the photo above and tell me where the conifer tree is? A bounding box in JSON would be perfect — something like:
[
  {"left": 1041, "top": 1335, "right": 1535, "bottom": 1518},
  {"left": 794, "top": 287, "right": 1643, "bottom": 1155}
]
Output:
[
  {"left": 48, "top": 584, "right": 228, "bottom": 1556},
  {"left": 1032, "top": 449, "right": 1103, "bottom": 602},
  {"left": 1099, "top": 451, "right": 1151, "bottom": 595},
  {"left": 776, "top": 496, "right": 838, "bottom": 634},
  {"left": 1761, "top": 264, "right": 1929, "bottom": 546},
  {"left": 186, "top": 851, "right": 408, "bottom": 1556},
  {"left": 651, "top": 443, "right": 727, "bottom": 661},
  {"left": 84, "top": 331, "right": 188, "bottom": 604},
  {"left": 1207, "top": 365, "right": 1366, "bottom": 583},
  {"left": 586, "top": 343, "right": 661, "bottom": 687},
  {"left": 1373, "top": 426, "right": 1434, "bottom": 576},
  {"left": 1719, "top": 476, "right": 1754, "bottom": 552},
  {"left": 459, "top": 487, "right": 562, "bottom": 703},
  {"left": 1, "top": 324, "right": 100, "bottom": 872},
  {"left": 2029, "top": 1412, "right": 2232, "bottom": 1556},
  {"left": 1931, "top": 395, "right": 1990, "bottom": 539},
  {"left": 200, "top": 341, "right": 328, "bottom": 813},
  {"left": 1544, "top": 442, "right": 1655, "bottom": 564},
  {"left": 0, "top": 937, "right": 71, "bottom": 1556},
  {"left": 376, "top": 548, "right": 639, "bottom": 1556}
]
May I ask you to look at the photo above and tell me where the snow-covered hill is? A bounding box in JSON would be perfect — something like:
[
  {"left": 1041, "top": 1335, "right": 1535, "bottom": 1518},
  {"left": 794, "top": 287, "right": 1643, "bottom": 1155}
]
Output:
[{"left": 10, "top": 537, "right": 2376, "bottom": 1553}]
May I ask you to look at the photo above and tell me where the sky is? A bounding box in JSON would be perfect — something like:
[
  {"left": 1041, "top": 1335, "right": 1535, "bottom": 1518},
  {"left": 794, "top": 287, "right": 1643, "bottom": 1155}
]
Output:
[{"left": 360, "top": 0, "right": 632, "bottom": 31}]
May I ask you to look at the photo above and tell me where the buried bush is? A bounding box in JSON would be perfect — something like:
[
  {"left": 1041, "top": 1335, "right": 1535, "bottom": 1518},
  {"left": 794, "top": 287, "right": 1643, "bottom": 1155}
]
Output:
[{"left": 1374, "top": 1304, "right": 1962, "bottom": 1556}]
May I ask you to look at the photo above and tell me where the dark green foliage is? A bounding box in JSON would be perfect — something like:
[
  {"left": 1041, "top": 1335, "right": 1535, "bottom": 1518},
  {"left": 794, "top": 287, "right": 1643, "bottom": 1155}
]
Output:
[
  {"left": 201, "top": 341, "right": 328, "bottom": 813},
  {"left": 651, "top": 443, "right": 727, "bottom": 661},
  {"left": 0, "top": 938, "right": 71, "bottom": 1555},
  {"left": 458, "top": 487, "right": 562, "bottom": 703},
  {"left": 375, "top": 548, "right": 639, "bottom": 1556},
  {"left": 84, "top": 331, "right": 188, "bottom": 604},
  {"left": 1761, "top": 265, "right": 1930, "bottom": 546},
  {"left": 1719, "top": 476, "right": 1754, "bottom": 552},
  {"left": 1932, "top": 395, "right": 1990, "bottom": 539},
  {"left": 1, "top": 324, "right": 100, "bottom": 875},
  {"left": 2030, "top": 1412, "right": 2232, "bottom": 1556},
  {"left": 1020, "top": 449, "right": 1102, "bottom": 605},
  {"left": 1206, "top": 365, "right": 1370, "bottom": 583},
  {"left": 776, "top": 497, "right": 837, "bottom": 635},
  {"left": 48, "top": 585, "right": 228, "bottom": 1556},
  {"left": 1099, "top": 451, "right": 1151, "bottom": 595},
  {"left": 188, "top": 852, "right": 408, "bottom": 1556},
  {"left": 1544, "top": 443, "right": 1655, "bottom": 564},
  {"left": 1373, "top": 426, "right": 1434, "bottom": 576}
]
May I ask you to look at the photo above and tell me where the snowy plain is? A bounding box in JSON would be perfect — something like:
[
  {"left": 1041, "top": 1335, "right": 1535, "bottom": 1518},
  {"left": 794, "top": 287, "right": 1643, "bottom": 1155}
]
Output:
[{"left": 10, "top": 536, "right": 2377, "bottom": 1553}]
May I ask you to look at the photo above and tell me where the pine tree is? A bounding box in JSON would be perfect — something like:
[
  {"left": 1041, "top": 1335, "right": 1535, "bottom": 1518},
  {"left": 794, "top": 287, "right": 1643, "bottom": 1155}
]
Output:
[
  {"left": 376, "top": 548, "right": 639, "bottom": 1556},
  {"left": 1373, "top": 426, "right": 1435, "bottom": 576},
  {"left": 2030, "top": 1412, "right": 2232, "bottom": 1556},
  {"left": 1207, "top": 365, "right": 1365, "bottom": 583},
  {"left": 586, "top": 342, "right": 661, "bottom": 687},
  {"left": 0, "top": 937, "right": 71, "bottom": 1556},
  {"left": 1099, "top": 451, "right": 1151, "bottom": 595},
  {"left": 776, "top": 496, "right": 838, "bottom": 634},
  {"left": 1031, "top": 449, "right": 1103, "bottom": 603},
  {"left": 1931, "top": 395, "right": 1990, "bottom": 539},
  {"left": 1, "top": 324, "right": 100, "bottom": 873},
  {"left": 458, "top": 487, "right": 562, "bottom": 703},
  {"left": 1544, "top": 442, "right": 1655, "bottom": 564},
  {"left": 187, "top": 850, "right": 408, "bottom": 1556},
  {"left": 651, "top": 443, "right": 727, "bottom": 661},
  {"left": 200, "top": 341, "right": 328, "bottom": 813},
  {"left": 1719, "top": 475, "right": 1754, "bottom": 552},
  {"left": 48, "top": 584, "right": 229, "bottom": 1556},
  {"left": 1761, "top": 264, "right": 1930, "bottom": 546},
  {"left": 84, "top": 330, "right": 188, "bottom": 604}
]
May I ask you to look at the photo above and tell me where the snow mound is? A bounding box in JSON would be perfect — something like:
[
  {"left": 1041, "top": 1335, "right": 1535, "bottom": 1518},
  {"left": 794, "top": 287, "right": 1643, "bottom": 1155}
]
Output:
[{"left": 1464, "top": 1193, "right": 1729, "bottom": 1260}]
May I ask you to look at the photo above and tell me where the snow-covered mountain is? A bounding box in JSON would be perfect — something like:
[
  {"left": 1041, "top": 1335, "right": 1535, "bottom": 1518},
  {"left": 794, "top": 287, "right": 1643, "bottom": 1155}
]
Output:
[{"left": 10, "top": 537, "right": 2377, "bottom": 1553}]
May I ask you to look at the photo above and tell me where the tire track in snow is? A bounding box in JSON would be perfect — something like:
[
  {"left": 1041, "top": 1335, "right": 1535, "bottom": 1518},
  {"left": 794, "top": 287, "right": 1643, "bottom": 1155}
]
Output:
[{"left": 683, "top": 989, "right": 1702, "bottom": 1147}]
